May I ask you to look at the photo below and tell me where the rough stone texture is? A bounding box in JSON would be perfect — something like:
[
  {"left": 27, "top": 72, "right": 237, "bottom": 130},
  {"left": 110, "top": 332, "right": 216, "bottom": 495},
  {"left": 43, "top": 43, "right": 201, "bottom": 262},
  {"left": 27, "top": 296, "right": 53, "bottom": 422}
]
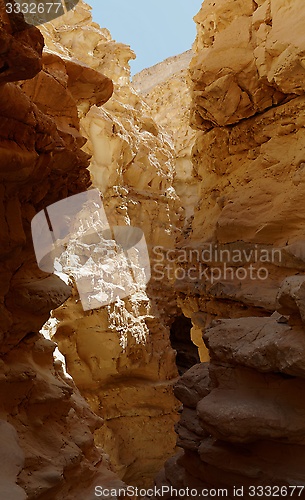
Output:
[
  {"left": 133, "top": 51, "right": 199, "bottom": 223},
  {"left": 174, "top": 363, "right": 210, "bottom": 410},
  {"left": 38, "top": 0, "right": 182, "bottom": 488},
  {"left": 153, "top": 0, "right": 305, "bottom": 496},
  {"left": 203, "top": 313, "right": 305, "bottom": 377},
  {"left": 190, "top": 0, "right": 305, "bottom": 245},
  {"left": 133, "top": 52, "right": 209, "bottom": 374},
  {"left": 0, "top": 3, "right": 130, "bottom": 498},
  {"left": 5, "top": 0, "right": 305, "bottom": 494}
]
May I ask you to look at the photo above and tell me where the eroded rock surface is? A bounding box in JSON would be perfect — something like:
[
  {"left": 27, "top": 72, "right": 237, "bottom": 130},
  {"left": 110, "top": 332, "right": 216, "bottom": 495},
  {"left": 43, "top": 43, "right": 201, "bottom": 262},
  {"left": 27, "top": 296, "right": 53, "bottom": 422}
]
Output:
[
  {"left": 133, "top": 51, "right": 199, "bottom": 223},
  {"left": 38, "top": 0, "right": 182, "bottom": 488},
  {"left": 0, "top": 3, "right": 129, "bottom": 498},
  {"left": 190, "top": 0, "right": 305, "bottom": 245},
  {"left": 4, "top": 0, "right": 305, "bottom": 494},
  {"left": 153, "top": 0, "right": 305, "bottom": 496}
]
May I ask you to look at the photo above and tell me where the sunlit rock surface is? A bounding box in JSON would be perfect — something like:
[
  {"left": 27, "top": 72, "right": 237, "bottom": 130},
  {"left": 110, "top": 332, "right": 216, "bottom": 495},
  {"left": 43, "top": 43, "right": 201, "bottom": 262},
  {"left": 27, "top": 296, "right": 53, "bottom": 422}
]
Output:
[
  {"left": 4, "top": 0, "right": 305, "bottom": 494},
  {"left": 39, "top": 0, "right": 182, "bottom": 487},
  {"left": 190, "top": 0, "right": 305, "bottom": 245},
  {"left": 153, "top": 0, "right": 305, "bottom": 496},
  {"left": 132, "top": 51, "right": 208, "bottom": 369},
  {"left": 133, "top": 51, "right": 199, "bottom": 224},
  {"left": 0, "top": 3, "right": 128, "bottom": 498}
]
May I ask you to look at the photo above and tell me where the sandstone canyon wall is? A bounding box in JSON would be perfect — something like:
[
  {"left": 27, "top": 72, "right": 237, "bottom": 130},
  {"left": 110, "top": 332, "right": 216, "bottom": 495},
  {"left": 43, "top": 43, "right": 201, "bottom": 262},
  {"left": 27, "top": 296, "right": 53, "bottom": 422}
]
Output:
[
  {"left": 3, "top": 0, "right": 305, "bottom": 497},
  {"left": 133, "top": 51, "right": 199, "bottom": 225},
  {"left": 0, "top": 2, "right": 130, "bottom": 498},
  {"left": 133, "top": 51, "right": 206, "bottom": 367},
  {"left": 36, "top": 1, "right": 183, "bottom": 488},
  {"left": 153, "top": 0, "right": 305, "bottom": 497}
]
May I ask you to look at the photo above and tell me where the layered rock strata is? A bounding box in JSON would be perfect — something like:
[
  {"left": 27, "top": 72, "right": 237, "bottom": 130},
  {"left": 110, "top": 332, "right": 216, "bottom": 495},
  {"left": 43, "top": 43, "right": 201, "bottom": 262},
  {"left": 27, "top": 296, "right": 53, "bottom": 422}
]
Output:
[
  {"left": 0, "top": 3, "right": 131, "bottom": 498},
  {"left": 153, "top": 0, "right": 305, "bottom": 496},
  {"left": 38, "top": 1, "right": 182, "bottom": 487}
]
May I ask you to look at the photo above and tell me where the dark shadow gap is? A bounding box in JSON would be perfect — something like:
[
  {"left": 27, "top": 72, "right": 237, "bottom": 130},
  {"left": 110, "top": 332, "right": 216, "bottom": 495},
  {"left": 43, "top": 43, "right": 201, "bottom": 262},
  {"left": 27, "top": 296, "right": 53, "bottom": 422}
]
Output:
[{"left": 170, "top": 314, "right": 200, "bottom": 375}]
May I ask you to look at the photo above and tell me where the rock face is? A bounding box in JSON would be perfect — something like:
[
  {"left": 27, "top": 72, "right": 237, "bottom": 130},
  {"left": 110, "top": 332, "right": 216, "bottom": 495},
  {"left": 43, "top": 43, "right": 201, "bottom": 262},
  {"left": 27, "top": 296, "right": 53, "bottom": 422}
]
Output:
[
  {"left": 152, "top": 0, "right": 305, "bottom": 496},
  {"left": 133, "top": 51, "right": 199, "bottom": 223},
  {"left": 190, "top": 0, "right": 305, "bottom": 245},
  {"left": 133, "top": 52, "right": 206, "bottom": 369},
  {"left": 4, "top": 0, "right": 305, "bottom": 495},
  {"left": 37, "top": 0, "right": 182, "bottom": 488},
  {"left": 0, "top": 3, "right": 130, "bottom": 498}
]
